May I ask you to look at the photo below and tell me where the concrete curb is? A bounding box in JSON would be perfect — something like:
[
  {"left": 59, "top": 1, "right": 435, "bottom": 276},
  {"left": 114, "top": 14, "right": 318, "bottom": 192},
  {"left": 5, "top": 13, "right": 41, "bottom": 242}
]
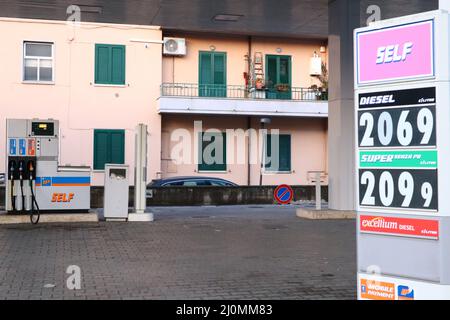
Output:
[
  {"left": 296, "top": 208, "right": 356, "bottom": 220},
  {"left": 0, "top": 213, "right": 99, "bottom": 225}
]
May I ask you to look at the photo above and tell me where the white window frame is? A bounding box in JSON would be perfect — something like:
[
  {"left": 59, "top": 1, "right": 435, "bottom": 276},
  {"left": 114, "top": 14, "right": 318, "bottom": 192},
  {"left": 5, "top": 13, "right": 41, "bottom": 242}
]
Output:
[{"left": 22, "top": 41, "right": 55, "bottom": 84}]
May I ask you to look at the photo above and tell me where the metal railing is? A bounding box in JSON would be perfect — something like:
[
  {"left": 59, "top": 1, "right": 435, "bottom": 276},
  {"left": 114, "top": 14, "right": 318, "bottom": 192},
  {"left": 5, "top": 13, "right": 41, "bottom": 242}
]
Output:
[{"left": 161, "top": 83, "right": 328, "bottom": 101}]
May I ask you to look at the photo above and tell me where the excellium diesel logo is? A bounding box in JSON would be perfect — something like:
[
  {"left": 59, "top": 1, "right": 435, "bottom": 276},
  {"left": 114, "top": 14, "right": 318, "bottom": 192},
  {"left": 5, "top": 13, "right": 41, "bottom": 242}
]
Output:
[{"left": 361, "top": 217, "right": 398, "bottom": 230}]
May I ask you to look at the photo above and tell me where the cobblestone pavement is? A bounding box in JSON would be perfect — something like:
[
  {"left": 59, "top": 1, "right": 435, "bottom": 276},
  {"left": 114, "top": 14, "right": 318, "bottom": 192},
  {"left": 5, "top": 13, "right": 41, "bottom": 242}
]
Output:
[{"left": 0, "top": 205, "right": 356, "bottom": 300}]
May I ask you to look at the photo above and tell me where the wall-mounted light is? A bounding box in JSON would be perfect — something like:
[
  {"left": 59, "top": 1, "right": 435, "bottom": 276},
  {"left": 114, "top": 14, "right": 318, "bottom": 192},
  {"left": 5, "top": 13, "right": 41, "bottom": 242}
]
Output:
[
  {"left": 276, "top": 47, "right": 282, "bottom": 53},
  {"left": 210, "top": 45, "right": 216, "bottom": 51},
  {"left": 320, "top": 46, "right": 327, "bottom": 53}
]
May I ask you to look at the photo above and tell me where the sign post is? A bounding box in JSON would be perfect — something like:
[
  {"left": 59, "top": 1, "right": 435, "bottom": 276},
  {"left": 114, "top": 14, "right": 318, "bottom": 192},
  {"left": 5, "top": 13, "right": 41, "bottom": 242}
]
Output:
[{"left": 354, "top": 10, "right": 450, "bottom": 299}]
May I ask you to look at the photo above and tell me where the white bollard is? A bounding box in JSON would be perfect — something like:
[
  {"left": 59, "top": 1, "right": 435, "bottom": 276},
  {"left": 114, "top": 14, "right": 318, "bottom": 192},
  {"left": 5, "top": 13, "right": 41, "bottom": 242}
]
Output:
[{"left": 315, "top": 172, "right": 321, "bottom": 210}]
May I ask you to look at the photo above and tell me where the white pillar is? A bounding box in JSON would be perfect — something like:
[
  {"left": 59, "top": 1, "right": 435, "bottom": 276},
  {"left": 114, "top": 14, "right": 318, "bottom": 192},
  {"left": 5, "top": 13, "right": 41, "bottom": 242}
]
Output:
[
  {"left": 129, "top": 123, "right": 154, "bottom": 222},
  {"left": 315, "top": 172, "right": 322, "bottom": 210},
  {"left": 440, "top": 0, "right": 450, "bottom": 11},
  {"left": 327, "top": 0, "right": 361, "bottom": 211}
]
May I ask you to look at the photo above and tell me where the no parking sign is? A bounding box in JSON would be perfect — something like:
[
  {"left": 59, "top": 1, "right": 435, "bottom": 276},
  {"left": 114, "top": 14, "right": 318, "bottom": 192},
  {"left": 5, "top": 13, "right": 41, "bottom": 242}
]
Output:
[{"left": 274, "top": 184, "right": 294, "bottom": 205}]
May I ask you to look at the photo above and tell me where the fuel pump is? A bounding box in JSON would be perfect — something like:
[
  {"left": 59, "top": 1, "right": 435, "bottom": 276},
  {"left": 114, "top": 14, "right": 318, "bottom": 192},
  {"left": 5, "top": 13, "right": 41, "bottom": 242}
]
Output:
[{"left": 5, "top": 119, "right": 91, "bottom": 223}]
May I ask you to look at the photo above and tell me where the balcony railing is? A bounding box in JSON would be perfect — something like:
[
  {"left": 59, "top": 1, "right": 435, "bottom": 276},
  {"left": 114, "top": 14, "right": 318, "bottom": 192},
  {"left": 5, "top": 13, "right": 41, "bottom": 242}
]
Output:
[{"left": 161, "top": 83, "right": 328, "bottom": 101}]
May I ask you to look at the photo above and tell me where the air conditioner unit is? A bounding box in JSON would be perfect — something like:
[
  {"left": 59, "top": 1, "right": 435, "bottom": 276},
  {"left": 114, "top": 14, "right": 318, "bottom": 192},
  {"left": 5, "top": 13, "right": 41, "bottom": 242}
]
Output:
[{"left": 163, "top": 37, "right": 186, "bottom": 56}]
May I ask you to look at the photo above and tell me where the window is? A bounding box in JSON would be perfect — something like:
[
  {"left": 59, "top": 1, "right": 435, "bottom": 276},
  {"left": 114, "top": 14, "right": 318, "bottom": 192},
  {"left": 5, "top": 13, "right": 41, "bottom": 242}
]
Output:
[
  {"left": 199, "top": 51, "right": 227, "bottom": 97},
  {"left": 93, "top": 129, "right": 125, "bottom": 170},
  {"left": 266, "top": 55, "right": 292, "bottom": 99},
  {"left": 23, "top": 42, "right": 54, "bottom": 82},
  {"left": 264, "top": 134, "right": 291, "bottom": 172},
  {"left": 95, "top": 44, "right": 126, "bottom": 85},
  {"left": 198, "top": 132, "right": 227, "bottom": 172}
]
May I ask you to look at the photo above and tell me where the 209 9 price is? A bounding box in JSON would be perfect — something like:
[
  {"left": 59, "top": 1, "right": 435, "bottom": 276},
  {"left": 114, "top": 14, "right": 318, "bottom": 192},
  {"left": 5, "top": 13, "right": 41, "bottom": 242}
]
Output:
[{"left": 359, "top": 169, "right": 438, "bottom": 210}]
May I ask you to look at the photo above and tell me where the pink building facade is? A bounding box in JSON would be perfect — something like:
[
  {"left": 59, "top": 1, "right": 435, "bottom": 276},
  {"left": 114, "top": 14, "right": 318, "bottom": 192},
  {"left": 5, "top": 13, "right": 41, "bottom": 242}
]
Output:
[{"left": 0, "top": 17, "right": 329, "bottom": 186}]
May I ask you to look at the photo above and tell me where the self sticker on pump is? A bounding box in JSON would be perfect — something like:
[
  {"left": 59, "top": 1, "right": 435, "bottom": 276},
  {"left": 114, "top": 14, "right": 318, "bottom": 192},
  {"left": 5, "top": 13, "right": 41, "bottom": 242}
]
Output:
[{"left": 51, "top": 193, "right": 74, "bottom": 203}]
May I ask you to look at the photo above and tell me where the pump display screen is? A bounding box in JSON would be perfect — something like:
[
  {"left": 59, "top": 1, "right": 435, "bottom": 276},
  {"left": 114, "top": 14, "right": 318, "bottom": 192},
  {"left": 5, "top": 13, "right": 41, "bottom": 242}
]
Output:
[{"left": 31, "top": 122, "right": 54, "bottom": 136}]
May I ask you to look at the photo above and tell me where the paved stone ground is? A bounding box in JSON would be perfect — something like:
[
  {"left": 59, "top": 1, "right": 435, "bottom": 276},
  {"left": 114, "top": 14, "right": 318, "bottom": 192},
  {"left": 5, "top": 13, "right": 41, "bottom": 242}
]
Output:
[{"left": 0, "top": 204, "right": 356, "bottom": 300}]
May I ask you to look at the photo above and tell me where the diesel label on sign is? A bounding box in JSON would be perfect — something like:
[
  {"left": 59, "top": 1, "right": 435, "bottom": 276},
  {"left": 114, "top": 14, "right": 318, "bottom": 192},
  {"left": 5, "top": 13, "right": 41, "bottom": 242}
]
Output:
[{"left": 359, "top": 87, "right": 435, "bottom": 109}]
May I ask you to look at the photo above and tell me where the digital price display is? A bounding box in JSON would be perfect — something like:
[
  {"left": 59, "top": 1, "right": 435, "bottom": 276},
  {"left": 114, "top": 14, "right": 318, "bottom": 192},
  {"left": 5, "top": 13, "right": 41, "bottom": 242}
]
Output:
[{"left": 31, "top": 121, "right": 55, "bottom": 136}]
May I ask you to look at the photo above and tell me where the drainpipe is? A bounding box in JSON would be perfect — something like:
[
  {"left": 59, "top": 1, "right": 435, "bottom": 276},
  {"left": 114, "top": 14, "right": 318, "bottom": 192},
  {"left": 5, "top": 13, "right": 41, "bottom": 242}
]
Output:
[
  {"left": 247, "top": 36, "right": 252, "bottom": 86},
  {"left": 247, "top": 116, "right": 251, "bottom": 186},
  {"left": 247, "top": 36, "right": 253, "bottom": 186}
]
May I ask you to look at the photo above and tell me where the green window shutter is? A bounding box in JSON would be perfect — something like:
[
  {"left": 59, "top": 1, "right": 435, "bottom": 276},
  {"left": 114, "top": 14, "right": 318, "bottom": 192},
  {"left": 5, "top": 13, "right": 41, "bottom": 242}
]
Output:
[
  {"left": 95, "top": 45, "right": 111, "bottom": 84},
  {"left": 279, "top": 56, "right": 290, "bottom": 84},
  {"left": 199, "top": 52, "right": 212, "bottom": 85},
  {"left": 279, "top": 135, "right": 291, "bottom": 172},
  {"left": 95, "top": 44, "right": 125, "bottom": 85},
  {"left": 199, "top": 51, "right": 227, "bottom": 97},
  {"left": 93, "top": 129, "right": 125, "bottom": 170},
  {"left": 111, "top": 46, "right": 125, "bottom": 85},
  {"left": 213, "top": 53, "right": 225, "bottom": 85},
  {"left": 93, "top": 130, "right": 109, "bottom": 170},
  {"left": 266, "top": 56, "right": 278, "bottom": 88},
  {"left": 198, "top": 132, "right": 227, "bottom": 172},
  {"left": 110, "top": 131, "right": 125, "bottom": 164},
  {"left": 265, "top": 134, "right": 291, "bottom": 172},
  {"left": 213, "top": 53, "right": 226, "bottom": 97}
]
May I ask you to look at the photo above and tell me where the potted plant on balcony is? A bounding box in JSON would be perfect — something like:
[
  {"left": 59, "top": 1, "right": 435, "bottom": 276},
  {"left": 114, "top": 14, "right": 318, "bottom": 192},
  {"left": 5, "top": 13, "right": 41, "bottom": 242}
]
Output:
[
  {"left": 249, "top": 78, "right": 266, "bottom": 99},
  {"left": 255, "top": 78, "right": 265, "bottom": 90},
  {"left": 275, "top": 83, "right": 290, "bottom": 92},
  {"left": 315, "top": 62, "right": 328, "bottom": 100}
]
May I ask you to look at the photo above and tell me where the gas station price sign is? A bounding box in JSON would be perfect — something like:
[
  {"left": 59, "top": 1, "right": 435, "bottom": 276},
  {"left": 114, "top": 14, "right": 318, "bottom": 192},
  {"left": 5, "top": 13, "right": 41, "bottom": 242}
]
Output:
[{"left": 357, "top": 87, "right": 438, "bottom": 211}]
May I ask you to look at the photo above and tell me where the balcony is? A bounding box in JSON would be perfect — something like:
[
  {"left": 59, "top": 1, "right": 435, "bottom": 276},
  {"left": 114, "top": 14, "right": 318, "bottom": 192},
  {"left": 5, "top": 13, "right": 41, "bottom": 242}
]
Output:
[{"left": 158, "top": 83, "right": 328, "bottom": 118}]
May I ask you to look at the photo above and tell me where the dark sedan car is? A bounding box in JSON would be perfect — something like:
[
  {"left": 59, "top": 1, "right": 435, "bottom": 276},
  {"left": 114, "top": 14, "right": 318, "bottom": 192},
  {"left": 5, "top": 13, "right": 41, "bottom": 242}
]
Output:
[{"left": 147, "top": 176, "right": 238, "bottom": 187}]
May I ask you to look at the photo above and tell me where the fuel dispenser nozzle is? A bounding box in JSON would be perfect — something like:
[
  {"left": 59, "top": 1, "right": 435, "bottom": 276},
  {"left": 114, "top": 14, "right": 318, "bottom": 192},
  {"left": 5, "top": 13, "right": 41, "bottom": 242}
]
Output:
[
  {"left": 9, "top": 160, "right": 16, "bottom": 179},
  {"left": 18, "top": 160, "right": 25, "bottom": 213},
  {"left": 28, "top": 160, "right": 34, "bottom": 179},
  {"left": 27, "top": 160, "right": 40, "bottom": 225},
  {"left": 8, "top": 160, "right": 16, "bottom": 212}
]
